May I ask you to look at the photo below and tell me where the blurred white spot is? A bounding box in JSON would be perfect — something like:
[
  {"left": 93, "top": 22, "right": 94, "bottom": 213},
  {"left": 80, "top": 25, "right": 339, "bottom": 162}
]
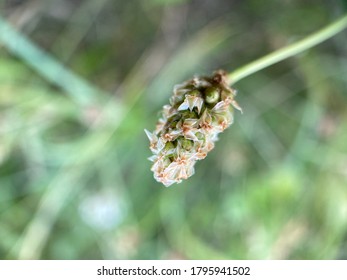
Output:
[{"left": 79, "top": 192, "right": 125, "bottom": 231}]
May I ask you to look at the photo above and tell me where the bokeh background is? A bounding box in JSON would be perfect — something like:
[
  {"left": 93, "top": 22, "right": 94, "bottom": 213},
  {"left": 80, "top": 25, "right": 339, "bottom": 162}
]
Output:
[{"left": 1, "top": 0, "right": 347, "bottom": 260}]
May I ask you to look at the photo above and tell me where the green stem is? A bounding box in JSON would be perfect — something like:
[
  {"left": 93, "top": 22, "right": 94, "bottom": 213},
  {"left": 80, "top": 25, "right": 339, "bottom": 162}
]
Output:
[
  {"left": 0, "top": 16, "right": 103, "bottom": 106},
  {"left": 228, "top": 14, "right": 347, "bottom": 84}
]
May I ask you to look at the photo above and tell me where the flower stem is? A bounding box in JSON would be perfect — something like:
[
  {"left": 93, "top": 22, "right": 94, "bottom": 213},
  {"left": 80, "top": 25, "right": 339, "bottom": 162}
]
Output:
[{"left": 228, "top": 14, "right": 347, "bottom": 84}]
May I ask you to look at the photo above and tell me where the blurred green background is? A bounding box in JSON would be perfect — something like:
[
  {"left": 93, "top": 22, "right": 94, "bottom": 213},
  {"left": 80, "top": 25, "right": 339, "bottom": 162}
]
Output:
[{"left": 1, "top": 0, "right": 347, "bottom": 260}]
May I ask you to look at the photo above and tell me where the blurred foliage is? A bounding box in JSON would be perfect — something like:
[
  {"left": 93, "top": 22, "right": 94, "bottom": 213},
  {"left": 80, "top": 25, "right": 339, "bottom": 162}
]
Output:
[{"left": 0, "top": 0, "right": 347, "bottom": 260}]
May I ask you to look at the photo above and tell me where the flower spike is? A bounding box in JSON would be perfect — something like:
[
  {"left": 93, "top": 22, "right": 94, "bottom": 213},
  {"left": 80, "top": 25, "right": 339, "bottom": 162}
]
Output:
[{"left": 145, "top": 70, "right": 242, "bottom": 187}]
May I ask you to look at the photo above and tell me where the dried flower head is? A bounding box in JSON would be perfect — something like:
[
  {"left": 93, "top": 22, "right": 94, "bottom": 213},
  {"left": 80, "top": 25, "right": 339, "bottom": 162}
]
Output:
[{"left": 145, "top": 70, "right": 242, "bottom": 187}]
